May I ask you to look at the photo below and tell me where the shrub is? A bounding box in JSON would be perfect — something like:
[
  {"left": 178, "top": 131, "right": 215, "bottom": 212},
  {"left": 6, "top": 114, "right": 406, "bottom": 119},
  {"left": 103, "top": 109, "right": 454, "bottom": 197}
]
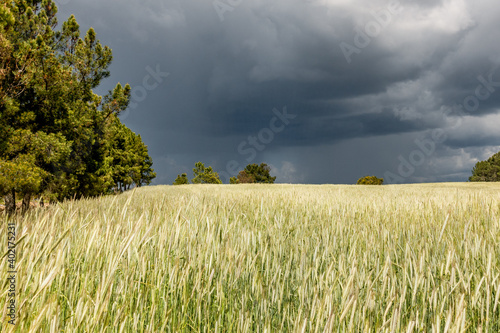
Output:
[{"left": 357, "top": 176, "right": 384, "bottom": 185}]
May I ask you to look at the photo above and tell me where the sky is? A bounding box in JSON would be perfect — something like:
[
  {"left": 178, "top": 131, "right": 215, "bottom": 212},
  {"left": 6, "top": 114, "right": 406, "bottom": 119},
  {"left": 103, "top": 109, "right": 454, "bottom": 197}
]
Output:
[{"left": 55, "top": 0, "right": 500, "bottom": 184}]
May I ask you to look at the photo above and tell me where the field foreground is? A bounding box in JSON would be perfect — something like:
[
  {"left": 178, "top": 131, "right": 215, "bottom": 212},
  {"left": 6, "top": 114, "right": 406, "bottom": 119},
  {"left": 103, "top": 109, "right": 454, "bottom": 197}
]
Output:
[{"left": 1, "top": 183, "right": 500, "bottom": 332}]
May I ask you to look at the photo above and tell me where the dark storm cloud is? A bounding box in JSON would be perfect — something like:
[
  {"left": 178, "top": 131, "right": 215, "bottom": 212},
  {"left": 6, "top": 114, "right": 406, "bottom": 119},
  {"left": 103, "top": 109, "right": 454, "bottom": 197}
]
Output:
[{"left": 56, "top": 0, "right": 500, "bottom": 184}]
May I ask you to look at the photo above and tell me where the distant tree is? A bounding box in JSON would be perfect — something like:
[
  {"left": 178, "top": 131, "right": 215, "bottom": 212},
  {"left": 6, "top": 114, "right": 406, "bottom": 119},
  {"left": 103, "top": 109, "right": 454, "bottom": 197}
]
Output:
[
  {"left": 173, "top": 173, "right": 189, "bottom": 185},
  {"left": 236, "top": 170, "right": 255, "bottom": 184},
  {"left": 229, "top": 176, "right": 239, "bottom": 184},
  {"left": 469, "top": 152, "right": 500, "bottom": 182},
  {"left": 240, "top": 163, "right": 276, "bottom": 184},
  {"left": 192, "top": 162, "right": 222, "bottom": 184},
  {"left": 357, "top": 176, "right": 384, "bottom": 185}
]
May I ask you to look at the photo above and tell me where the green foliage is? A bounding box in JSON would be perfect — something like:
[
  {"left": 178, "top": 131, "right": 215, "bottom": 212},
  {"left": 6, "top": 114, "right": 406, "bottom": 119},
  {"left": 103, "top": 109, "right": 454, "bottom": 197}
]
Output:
[
  {"left": 0, "top": 157, "right": 46, "bottom": 196},
  {"left": 173, "top": 173, "right": 189, "bottom": 185},
  {"left": 0, "top": 0, "right": 155, "bottom": 209},
  {"left": 0, "top": 3, "right": 14, "bottom": 99},
  {"left": 107, "top": 117, "right": 156, "bottom": 191},
  {"left": 238, "top": 163, "right": 276, "bottom": 184},
  {"left": 469, "top": 152, "right": 500, "bottom": 182},
  {"left": 229, "top": 176, "right": 239, "bottom": 184},
  {"left": 357, "top": 176, "right": 384, "bottom": 185},
  {"left": 236, "top": 170, "right": 255, "bottom": 184},
  {"left": 192, "top": 162, "right": 222, "bottom": 184}
]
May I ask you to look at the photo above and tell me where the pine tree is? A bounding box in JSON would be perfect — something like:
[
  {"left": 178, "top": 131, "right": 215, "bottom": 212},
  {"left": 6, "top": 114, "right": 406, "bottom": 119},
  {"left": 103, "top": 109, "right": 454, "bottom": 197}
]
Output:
[
  {"left": 107, "top": 117, "right": 156, "bottom": 191},
  {"left": 173, "top": 173, "right": 189, "bottom": 185},
  {"left": 0, "top": 1, "right": 155, "bottom": 212},
  {"left": 192, "top": 162, "right": 222, "bottom": 184},
  {"left": 469, "top": 152, "right": 500, "bottom": 182}
]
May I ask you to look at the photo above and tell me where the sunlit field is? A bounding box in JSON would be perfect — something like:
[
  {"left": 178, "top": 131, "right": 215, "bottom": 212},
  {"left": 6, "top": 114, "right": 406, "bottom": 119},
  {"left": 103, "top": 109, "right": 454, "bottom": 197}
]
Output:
[{"left": 1, "top": 183, "right": 500, "bottom": 332}]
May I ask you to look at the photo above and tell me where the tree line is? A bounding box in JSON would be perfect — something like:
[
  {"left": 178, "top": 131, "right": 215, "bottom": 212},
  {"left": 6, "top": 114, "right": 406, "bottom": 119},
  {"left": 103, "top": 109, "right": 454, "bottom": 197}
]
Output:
[
  {"left": 0, "top": 1, "right": 155, "bottom": 214},
  {"left": 173, "top": 150, "right": 500, "bottom": 187},
  {"left": 173, "top": 162, "right": 276, "bottom": 185}
]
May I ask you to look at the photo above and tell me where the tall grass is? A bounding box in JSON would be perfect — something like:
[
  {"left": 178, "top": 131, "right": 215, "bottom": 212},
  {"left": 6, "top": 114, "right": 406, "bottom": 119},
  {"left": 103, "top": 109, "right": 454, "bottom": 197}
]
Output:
[{"left": 1, "top": 183, "right": 500, "bottom": 331}]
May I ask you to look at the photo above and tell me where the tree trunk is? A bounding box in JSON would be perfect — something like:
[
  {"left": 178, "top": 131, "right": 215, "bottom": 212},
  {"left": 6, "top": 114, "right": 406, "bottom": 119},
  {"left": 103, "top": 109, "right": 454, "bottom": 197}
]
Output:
[
  {"left": 22, "top": 192, "right": 31, "bottom": 214},
  {"left": 4, "top": 189, "right": 16, "bottom": 215}
]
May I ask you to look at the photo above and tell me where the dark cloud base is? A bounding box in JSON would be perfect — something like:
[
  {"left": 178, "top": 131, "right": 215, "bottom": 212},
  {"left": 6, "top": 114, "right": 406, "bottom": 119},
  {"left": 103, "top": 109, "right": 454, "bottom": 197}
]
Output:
[{"left": 57, "top": 0, "right": 500, "bottom": 184}]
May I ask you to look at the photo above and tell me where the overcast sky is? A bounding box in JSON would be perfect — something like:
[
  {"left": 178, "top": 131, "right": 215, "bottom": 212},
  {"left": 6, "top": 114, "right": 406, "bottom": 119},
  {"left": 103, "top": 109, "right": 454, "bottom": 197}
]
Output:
[{"left": 55, "top": 0, "right": 500, "bottom": 184}]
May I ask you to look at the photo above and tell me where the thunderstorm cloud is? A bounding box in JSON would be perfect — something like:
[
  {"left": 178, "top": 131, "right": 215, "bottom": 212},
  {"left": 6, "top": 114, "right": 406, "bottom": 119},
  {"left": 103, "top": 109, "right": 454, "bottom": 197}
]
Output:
[{"left": 57, "top": 0, "right": 500, "bottom": 184}]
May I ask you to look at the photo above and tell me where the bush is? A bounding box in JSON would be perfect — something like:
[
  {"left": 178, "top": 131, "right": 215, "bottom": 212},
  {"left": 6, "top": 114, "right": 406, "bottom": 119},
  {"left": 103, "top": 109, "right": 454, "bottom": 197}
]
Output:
[{"left": 357, "top": 176, "right": 384, "bottom": 185}]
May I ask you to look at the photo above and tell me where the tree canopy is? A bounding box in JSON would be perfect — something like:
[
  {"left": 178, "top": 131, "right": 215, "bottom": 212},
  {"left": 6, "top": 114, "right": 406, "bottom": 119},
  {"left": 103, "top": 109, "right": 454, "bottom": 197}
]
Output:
[
  {"left": 173, "top": 173, "right": 189, "bottom": 185},
  {"left": 192, "top": 162, "right": 222, "bottom": 184},
  {"left": 469, "top": 152, "right": 500, "bottom": 182},
  {"left": 232, "top": 163, "right": 276, "bottom": 184},
  {"left": 0, "top": 1, "right": 155, "bottom": 214}
]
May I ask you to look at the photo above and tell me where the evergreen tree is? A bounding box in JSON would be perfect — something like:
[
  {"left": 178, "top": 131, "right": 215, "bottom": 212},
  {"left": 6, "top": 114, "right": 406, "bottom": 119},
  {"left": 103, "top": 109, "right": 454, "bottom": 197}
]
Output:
[
  {"left": 0, "top": 1, "right": 155, "bottom": 212},
  {"left": 173, "top": 173, "right": 189, "bottom": 185},
  {"left": 192, "top": 162, "right": 222, "bottom": 184},
  {"left": 107, "top": 117, "right": 156, "bottom": 191},
  {"left": 469, "top": 152, "right": 500, "bottom": 182}
]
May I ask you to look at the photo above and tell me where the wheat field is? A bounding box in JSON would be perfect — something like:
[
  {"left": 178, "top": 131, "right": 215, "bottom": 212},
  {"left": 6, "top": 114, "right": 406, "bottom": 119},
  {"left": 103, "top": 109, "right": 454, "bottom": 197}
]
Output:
[{"left": 1, "top": 183, "right": 500, "bottom": 332}]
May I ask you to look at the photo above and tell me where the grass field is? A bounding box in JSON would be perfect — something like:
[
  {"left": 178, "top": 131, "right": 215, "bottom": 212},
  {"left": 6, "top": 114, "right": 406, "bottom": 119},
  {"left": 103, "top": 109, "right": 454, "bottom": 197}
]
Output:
[{"left": 1, "top": 183, "right": 500, "bottom": 332}]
